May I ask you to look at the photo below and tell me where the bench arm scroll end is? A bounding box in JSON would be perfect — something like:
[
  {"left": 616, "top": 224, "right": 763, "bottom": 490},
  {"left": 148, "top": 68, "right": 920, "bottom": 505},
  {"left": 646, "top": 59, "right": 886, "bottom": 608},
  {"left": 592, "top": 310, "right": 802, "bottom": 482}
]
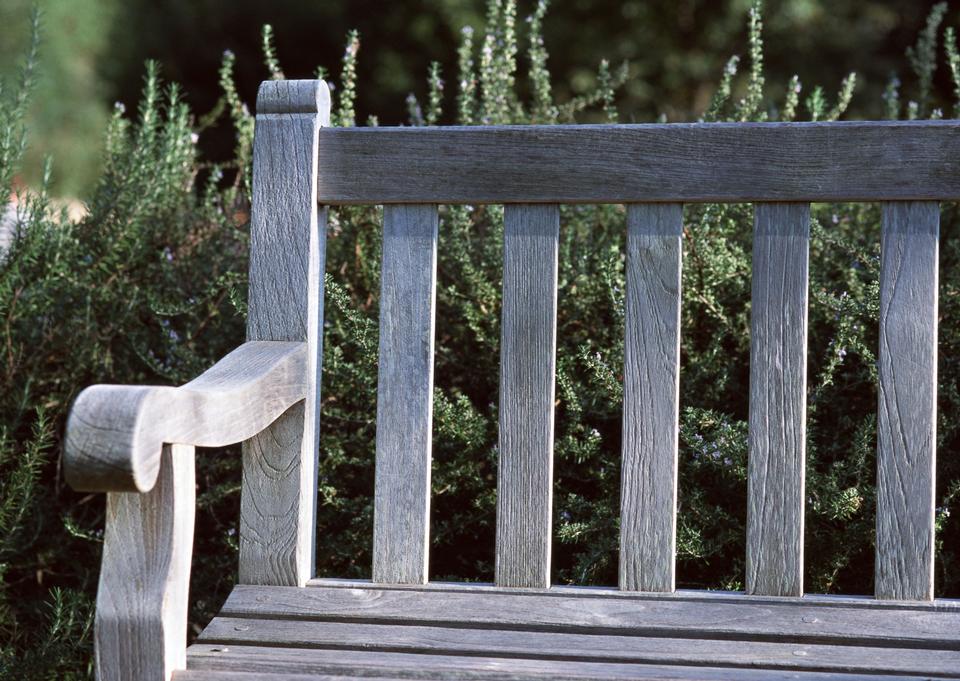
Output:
[{"left": 64, "top": 341, "right": 309, "bottom": 493}]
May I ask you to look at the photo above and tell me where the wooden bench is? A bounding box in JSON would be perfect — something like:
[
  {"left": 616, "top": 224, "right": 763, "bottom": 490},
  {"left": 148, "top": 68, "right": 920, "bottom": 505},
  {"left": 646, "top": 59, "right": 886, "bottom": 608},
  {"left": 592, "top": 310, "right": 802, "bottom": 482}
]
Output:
[{"left": 65, "top": 79, "right": 960, "bottom": 681}]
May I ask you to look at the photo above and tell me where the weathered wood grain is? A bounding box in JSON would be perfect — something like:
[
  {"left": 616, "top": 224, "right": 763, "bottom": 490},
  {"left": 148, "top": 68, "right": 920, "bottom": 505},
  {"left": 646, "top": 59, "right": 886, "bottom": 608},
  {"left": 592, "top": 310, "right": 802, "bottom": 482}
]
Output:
[
  {"left": 222, "top": 585, "right": 960, "bottom": 649},
  {"left": 496, "top": 204, "right": 560, "bottom": 589},
  {"left": 240, "top": 403, "right": 308, "bottom": 586},
  {"left": 176, "top": 674, "right": 404, "bottom": 681},
  {"left": 257, "top": 79, "right": 332, "bottom": 116},
  {"left": 747, "top": 203, "right": 810, "bottom": 597},
  {"left": 198, "top": 616, "right": 960, "bottom": 676},
  {"left": 241, "top": 80, "right": 330, "bottom": 587},
  {"left": 620, "top": 204, "right": 682, "bottom": 593},
  {"left": 373, "top": 205, "right": 439, "bottom": 584},
  {"left": 186, "top": 644, "right": 956, "bottom": 681},
  {"left": 306, "top": 577, "right": 960, "bottom": 610},
  {"left": 177, "top": 674, "right": 408, "bottom": 681},
  {"left": 176, "top": 672, "right": 406, "bottom": 681},
  {"left": 64, "top": 341, "right": 307, "bottom": 493},
  {"left": 314, "top": 121, "right": 960, "bottom": 204},
  {"left": 876, "top": 201, "right": 939, "bottom": 601},
  {"left": 96, "top": 445, "right": 195, "bottom": 681}
]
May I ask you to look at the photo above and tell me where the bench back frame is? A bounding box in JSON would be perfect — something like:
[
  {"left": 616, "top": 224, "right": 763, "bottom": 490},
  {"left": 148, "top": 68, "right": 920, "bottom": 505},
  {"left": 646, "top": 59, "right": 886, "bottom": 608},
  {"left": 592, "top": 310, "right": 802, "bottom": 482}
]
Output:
[{"left": 241, "top": 79, "right": 953, "bottom": 600}]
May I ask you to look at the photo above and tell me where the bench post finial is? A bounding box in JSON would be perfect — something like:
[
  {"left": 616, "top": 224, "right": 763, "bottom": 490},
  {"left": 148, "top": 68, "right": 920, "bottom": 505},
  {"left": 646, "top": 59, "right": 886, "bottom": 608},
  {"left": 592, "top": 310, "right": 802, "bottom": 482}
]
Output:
[{"left": 240, "top": 80, "right": 330, "bottom": 587}]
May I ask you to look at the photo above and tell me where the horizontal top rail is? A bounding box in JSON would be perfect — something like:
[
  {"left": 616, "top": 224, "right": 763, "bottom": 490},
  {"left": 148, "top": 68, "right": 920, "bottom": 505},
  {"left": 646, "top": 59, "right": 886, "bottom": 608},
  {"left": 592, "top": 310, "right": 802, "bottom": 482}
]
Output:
[{"left": 313, "top": 120, "right": 960, "bottom": 204}]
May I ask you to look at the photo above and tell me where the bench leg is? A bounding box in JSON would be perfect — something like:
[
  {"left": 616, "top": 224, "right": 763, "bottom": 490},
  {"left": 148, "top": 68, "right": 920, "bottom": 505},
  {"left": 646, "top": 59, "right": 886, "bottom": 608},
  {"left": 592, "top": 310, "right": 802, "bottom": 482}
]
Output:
[{"left": 95, "top": 444, "right": 195, "bottom": 681}]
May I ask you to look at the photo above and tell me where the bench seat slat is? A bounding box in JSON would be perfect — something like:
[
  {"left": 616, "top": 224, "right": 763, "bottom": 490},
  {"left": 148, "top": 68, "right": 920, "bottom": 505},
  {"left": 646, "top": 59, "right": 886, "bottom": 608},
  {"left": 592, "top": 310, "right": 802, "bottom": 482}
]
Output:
[
  {"left": 373, "top": 205, "right": 439, "bottom": 584},
  {"left": 197, "top": 616, "right": 960, "bottom": 677},
  {"left": 220, "top": 585, "right": 960, "bottom": 649},
  {"left": 186, "top": 643, "right": 958, "bottom": 680},
  {"left": 876, "top": 201, "right": 939, "bottom": 601},
  {"left": 314, "top": 122, "right": 960, "bottom": 204},
  {"left": 621, "top": 204, "right": 683, "bottom": 592},
  {"left": 497, "top": 205, "right": 560, "bottom": 588},
  {"left": 747, "top": 203, "right": 810, "bottom": 597}
]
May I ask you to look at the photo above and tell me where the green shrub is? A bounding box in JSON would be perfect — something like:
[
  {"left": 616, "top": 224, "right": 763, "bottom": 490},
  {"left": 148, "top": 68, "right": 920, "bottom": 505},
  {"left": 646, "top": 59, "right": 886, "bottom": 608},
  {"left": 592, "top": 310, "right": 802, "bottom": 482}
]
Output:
[{"left": 1, "top": 1, "right": 959, "bottom": 677}]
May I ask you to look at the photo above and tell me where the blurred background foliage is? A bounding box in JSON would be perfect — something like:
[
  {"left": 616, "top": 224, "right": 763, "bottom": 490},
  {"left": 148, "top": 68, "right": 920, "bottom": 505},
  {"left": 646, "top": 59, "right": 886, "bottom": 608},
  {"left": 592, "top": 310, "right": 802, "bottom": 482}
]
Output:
[{"left": 1, "top": 0, "right": 958, "bottom": 196}]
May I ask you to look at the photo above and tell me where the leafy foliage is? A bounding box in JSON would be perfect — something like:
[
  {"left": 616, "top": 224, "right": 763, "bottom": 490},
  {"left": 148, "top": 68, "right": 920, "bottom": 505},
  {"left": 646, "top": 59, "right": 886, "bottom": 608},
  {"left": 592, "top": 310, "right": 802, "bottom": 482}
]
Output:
[{"left": 1, "top": 1, "right": 959, "bottom": 677}]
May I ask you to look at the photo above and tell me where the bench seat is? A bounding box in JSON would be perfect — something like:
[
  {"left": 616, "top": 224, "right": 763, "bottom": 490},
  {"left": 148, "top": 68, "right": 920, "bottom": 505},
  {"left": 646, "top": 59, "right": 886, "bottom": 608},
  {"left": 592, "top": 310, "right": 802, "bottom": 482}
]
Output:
[{"left": 179, "top": 583, "right": 960, "bottom": 680}]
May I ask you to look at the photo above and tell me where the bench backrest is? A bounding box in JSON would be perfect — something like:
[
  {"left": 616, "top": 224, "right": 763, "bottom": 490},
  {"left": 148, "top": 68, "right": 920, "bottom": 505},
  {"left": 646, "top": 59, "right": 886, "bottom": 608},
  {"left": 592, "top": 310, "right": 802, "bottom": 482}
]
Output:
[{"left": 240, "top": 79, "right": 957, "bottom": 600}]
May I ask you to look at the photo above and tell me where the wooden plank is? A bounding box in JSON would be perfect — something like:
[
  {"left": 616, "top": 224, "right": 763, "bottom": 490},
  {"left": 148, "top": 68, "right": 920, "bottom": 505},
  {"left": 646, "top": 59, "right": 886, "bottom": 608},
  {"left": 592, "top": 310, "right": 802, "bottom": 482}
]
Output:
[
  {"left": 496, "top": 204, "right": 560, "bottom": 588},
  {"left": 198, "top": 616, "right": 960, "bottom": 676},
  {"left": 186, "top": 644, "right": 949, "bottom": 681},
  {"left": 96, "top": 444, "right": 195, "bottom": 681},
  {"left": 620, "top": 204, "right": 682, "bottom": 592},
  {"left": 241, "top": 80, "right": 330, "bottom": 587},
  {"left": 221, "top": 585, "right": 960, "bottom": 650},
  {"left": 176, "top": 672, "right": 407, "bottom": 681},
  {"left": 746, "top": 203, "right": 810, "bottom": 597},
  {"left": 373, "top": 205, "right": 439, "bottom": 584},
  {"left": 306, "top": 577, "right": 960, "bottom": 610},
  {"left": 876, "top": 201, "right": 940, "bottom": 601},
  {"left": 314, "top": 121, "right": 960, "bottom": 204},
  {"left": 65, "top": 342, "right": 307, "bottom": 493}
]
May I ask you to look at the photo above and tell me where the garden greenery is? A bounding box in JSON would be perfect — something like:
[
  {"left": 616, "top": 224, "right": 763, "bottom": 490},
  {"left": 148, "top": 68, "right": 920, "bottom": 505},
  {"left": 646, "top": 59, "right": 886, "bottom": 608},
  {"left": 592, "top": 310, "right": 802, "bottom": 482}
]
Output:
[{"left": 1, "top": 1, "right": 959, "bottom": 677}]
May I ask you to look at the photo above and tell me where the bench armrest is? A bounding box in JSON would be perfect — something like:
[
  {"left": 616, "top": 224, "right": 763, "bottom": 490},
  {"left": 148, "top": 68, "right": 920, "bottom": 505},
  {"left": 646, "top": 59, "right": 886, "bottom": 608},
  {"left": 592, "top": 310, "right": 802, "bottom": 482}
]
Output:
[{"left": 65, "top": 341, "right": 308, "bottom": 493}]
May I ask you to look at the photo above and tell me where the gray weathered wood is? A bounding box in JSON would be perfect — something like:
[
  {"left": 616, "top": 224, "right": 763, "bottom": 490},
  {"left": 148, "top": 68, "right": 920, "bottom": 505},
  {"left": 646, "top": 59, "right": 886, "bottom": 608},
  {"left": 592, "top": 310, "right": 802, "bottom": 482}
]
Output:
[
  {"left": 197, "top": 616, "right": 960, "bottom": 676},
  {"left": 185, "top": 644, "right": 954, "bottom": 681},
  {"left": 176, "top": 674, "right": 406, "bottom": 681},
  {"left": 747, "top": 203, "right": 810, "bottom": 597},
  {"left": 876, "top": 201, "right": 939, "bottom": 601},
  {"left": 620, "top": 203, "right": 682, "bottom": 593},
  {"left": 257, "top": 79, "right": 332, "bottom": 115},
  {"left": 97, "top": 444, "right": 195, "bottom": 681},
  {"left": 176, "top": 673, "right": 407, "bottom": 681},
  {"left": 314, "top": 121, "right": 960, "bottom": 204},
  {"left": 496, "top": 204, "right": 560, "bottom": 589},
  {"left": 222, "top": 585, "right": 960, "bottom": 649},
  {"left": 64, "top": 341, "right": 307, "bottom": 493},
  {"left": 241, "top": 79, "right": 330, "bottom": 588},
  {"left": 373, "top": 204, "right": 439, "bottom": 584},
  {"left": 306, "top": 577, "right": 960, "bottom": 610},
  {"left": 77, "top": 91, "right": 960, "bottom": 681}
]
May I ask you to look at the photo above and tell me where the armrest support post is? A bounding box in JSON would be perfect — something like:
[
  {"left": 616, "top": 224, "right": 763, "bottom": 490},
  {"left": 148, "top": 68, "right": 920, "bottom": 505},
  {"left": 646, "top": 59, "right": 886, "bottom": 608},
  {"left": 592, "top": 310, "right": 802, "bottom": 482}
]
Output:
[{"left": 95, "top": 444, "right": 194, "bottom": 681}]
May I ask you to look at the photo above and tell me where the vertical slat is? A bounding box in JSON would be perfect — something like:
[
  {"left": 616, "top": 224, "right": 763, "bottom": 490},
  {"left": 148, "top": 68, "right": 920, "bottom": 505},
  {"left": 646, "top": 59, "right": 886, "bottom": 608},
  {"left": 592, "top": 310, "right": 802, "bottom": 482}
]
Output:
[
  {"left": 96, "top": 444, "right": 195, "bottom": 681},
  {"left": 876, "top": 201, "right": 939, "bottom": 601},
  {"left": 746, "top": 202, "right": 810, "bottom": 597},
  {"left": 240, "top": 80, "right": 330, "bottom": 587},
  {"left": 620, "top": 204, "right": 683, "bottom": 592},
  {"left": 496, "top": 204, "right": 560, "bottom": 588},
  {"left": 373, "top": 204, "right": 439, "bottom": 584}
]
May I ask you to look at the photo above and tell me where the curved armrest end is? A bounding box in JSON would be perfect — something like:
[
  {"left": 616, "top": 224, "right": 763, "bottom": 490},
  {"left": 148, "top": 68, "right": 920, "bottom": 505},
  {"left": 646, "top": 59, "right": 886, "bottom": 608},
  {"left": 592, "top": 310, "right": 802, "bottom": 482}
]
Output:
[
  {"left": 65, "top": 385, "right": 171, "bottom": 493},
  {"left": 64, "top": 341, "right": 308, "bottom": 493}
]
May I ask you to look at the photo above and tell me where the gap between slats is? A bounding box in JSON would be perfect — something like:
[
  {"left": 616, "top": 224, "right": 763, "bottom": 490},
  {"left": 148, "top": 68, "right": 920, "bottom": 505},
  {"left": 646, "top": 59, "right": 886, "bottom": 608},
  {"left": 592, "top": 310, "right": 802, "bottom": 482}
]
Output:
[{"left": 372, "top": 204, "right": 439, "bottom": 585}]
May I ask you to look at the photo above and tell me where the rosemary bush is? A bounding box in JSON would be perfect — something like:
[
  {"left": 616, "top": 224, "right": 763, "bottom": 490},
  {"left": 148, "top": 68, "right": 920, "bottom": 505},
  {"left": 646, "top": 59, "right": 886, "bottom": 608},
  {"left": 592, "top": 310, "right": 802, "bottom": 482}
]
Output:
[{"left": 1, "top": 1, "right": 959, "bottom": 677}]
